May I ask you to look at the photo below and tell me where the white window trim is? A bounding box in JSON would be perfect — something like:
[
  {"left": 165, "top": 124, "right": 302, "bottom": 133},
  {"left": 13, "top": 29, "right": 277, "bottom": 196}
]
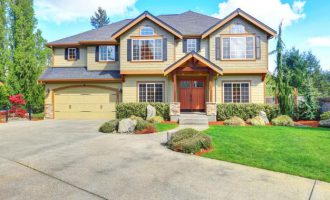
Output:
[
  {"left": 138, "top": 82, "right": 164, "bottom": 102},
  {"left": 223, "top": 82, "right": 250, "bottom": 103},
  {"left": 99, "top": 45, "right": 115, "bottom": 61},
  {"left": 131, "top": 38, "right": 163, "bottom": 61},
  {"left": 68, "top": 48, "right": 77, "bottom": 60},
  {"left": 140, "top": 26, "right": 154, "bottom": 36},
  {"left": 186, "top": 39, "right": 197, "bottom": 52},
  {"left": 221, "top": 36, "right": 255, "bottom": 60}
]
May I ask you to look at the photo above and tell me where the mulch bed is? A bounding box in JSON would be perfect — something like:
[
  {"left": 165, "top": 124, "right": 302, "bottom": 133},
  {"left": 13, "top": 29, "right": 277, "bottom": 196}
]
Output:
[
  {"left": 294, "top": 120, "right": 319, "bottom": 127},
  {"left": 195, "top": 148, "right": 213, "bottom": 156}
]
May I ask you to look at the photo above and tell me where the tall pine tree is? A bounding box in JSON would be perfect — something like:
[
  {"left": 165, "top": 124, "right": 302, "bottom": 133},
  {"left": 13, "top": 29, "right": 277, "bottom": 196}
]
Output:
[
  {"left": 7, "top": 0, "right": 50, "bottom": 109},
  {"left": 0, "top": 0, "right": 9, "bottom": 106},
  {"left": 90, "top": 7, "right": 110, "bottom": 29}
]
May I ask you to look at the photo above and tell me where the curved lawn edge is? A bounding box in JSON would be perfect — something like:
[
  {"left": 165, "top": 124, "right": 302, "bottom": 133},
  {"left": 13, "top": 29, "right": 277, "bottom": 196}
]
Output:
[
  {"left": 201, "top": 125, "right": 330, "bottom": 183},
  {"left": 155, "top": 123, "right": 179, "bottom": 133}
]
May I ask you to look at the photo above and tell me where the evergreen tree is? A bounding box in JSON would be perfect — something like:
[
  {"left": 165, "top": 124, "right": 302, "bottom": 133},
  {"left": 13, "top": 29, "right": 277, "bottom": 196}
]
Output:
[
  {"left": 7, "top": 0, "right": 49, "bottom": 110},
  {"left": 297, "top": 77, "right": 320, "bottom": 120},
  {"left": 273, "top": 23, "right": 294, "bottom": 115},
  {"left": 90, "top": 7, "right": 110, "bottom": 29}
]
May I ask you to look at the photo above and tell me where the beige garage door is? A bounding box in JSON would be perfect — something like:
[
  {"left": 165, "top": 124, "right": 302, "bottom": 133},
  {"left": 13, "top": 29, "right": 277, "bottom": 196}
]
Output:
[{"left": 54, "top": 87, "right": 117, "bottom": 119}]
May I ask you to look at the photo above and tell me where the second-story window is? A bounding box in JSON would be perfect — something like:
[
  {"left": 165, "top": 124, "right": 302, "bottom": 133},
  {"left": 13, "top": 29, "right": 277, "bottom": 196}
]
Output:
[
  {"left": 222, "top": 36, "right": 255, "bottom": 60},
  {"left": 99, "top": 45, "right": 115, "bottom": 61},
  {"left": 140, "top": 26, "right": 154, "bottom": 36},
  {"left": 68, "top": 48, "right": 77, "bottom": 60},
  {"left": 186, "top": 39, "right": 197, "bottom": 52},
  {"left": 132, "top": 39, "right": 162, "bottom": 61}
]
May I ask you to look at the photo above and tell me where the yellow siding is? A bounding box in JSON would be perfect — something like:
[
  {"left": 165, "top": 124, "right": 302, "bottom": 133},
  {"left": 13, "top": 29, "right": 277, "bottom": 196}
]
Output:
[
  {"left": 209, "top": 16, "right": 268, "bottom": 71},
  {"left": 87, "top": 46, "right": 120, "bottom": 70},
  {"left": 122, "top": 76, "right": 173, "bottom": 103},
  {"left": 214, "top": 75, "right": 265, "bottom": 103},
  {"left": 53, "top": 48, "right": 87, "bottom": 67},
  {"left": 120, "top": 19, "right": 175, "bottom": 72}
]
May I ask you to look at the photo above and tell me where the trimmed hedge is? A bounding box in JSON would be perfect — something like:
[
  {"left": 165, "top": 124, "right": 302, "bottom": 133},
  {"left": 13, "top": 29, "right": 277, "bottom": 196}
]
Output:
[
  {"left": 116, "top": 103, "right": 170, "bottom": 120},
  {"left": 320, "top": 111, "right": 330, "bottom": 120},
  {"left": 217, "top": 103, "right": 277, "bottom": 121}
]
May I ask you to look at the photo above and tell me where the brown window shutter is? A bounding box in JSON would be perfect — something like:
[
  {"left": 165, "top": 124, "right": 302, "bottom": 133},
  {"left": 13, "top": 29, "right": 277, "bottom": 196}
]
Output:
[
  {"left": 95, "top": 46, "right": 99, "bottom": 62},
  {"left": 64, "top": 48, "right": 68, "bottom": 60},
  {"left": 256, "top": 36, "right": 261, "bottom": 59},
  {"left": 163, "top": 38, "right": 167, "bottom": 61},
  {"left": 127, "top": 39, "right": 132, "bottom": 61},
  {"left": 215, "top": 37, "right": 221, "bottom": 60}
]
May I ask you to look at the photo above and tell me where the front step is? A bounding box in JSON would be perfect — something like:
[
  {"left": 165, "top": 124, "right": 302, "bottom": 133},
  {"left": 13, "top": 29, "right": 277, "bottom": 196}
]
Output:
[{"left": 179, "top": 114, "right": 209, "bottom": 125}]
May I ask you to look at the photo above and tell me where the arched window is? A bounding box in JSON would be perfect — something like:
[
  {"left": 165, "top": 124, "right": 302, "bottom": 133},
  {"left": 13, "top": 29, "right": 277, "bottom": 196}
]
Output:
[
  {"left": 140, "top": 26, "right": 154, "bottom": 36},
  {"left": 231, "top": 24, "right": 245, "bottom": 34}
]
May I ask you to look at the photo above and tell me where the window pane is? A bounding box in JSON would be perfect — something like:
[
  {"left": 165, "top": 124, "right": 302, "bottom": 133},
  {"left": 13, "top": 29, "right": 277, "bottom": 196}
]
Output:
[
  {"left": 223, "top": 38, "right": 230, "bottom": 59},
  {"left": 230, "top": 38, "right": 246, "bottom": 59},
  {"left": 187, "top": 39, "right": 197, "bottom": 52},
  {"left": 133, "top": 40, "right": 140, "bottom": 60},
  {"left": 180, "top": 81, "right": 190, "bottom": 88},
  {"left": 139, "top": 84, "right": 146, "bottom": 102},
  {"left": 155, "top": 39, "right": 162, "bottom": 60},
  {"left": 233, "top": 83, "right": 241, "bottom": 103},
  {"left": 140, "top": 27, "right": 154, "bottom": 36},
  {"left": 246, "top": 37, "right": 254, "bottom": 59},
  {"left": 99, "top": 46, "right": 115, "bottom": 61},
  {"left": 146, "top": 84, "right": 154, "bottom": 102},
  {"left": 68, "top": 48, "right": 76, "bottom": 60},
  {"left": 241, "top": 83, "right": 249, "bottom": 103},
  {"left": 141, "top": 40, "right": 154, "bottom": 60},
  {"left": 155, "top": 84, "right": 163, "bottom": 102},
  {"left": 193, "top": 81, "right": 204, "bottom": 88},
  {"left": 224, "top": 83, "right": 232, "bottom": 103}
]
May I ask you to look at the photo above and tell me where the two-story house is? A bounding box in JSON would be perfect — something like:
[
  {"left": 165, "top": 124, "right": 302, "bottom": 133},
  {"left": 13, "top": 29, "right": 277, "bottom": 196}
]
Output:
[{"left": 39, "top": 8, "right": 276, "bottom": 120}]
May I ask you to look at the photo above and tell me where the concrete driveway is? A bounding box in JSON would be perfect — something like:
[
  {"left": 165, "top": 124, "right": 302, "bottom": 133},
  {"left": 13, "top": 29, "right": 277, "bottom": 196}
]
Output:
[{"left": 0, "top": 120, "right": 329, "bottom": 200}]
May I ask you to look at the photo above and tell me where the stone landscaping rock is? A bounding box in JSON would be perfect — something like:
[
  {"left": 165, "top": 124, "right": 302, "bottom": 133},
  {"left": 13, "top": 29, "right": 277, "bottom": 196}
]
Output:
[
  {"left": 118, "top": 118, "right": 137, "bottom": 133},
  {"left": 258, "top": 111, "right": 269, "bottom": 124},
  {"left": 319, "top": 119, "right": 330, "bottom": 128},
  {"left": 146, "top": 105, "right": 156, "bottom": 120}
]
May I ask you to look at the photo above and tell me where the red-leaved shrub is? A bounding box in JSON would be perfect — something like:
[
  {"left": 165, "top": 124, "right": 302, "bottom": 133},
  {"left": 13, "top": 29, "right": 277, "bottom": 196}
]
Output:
[{"left": 9, "top": 94, "right": 27, "bottom": 118}]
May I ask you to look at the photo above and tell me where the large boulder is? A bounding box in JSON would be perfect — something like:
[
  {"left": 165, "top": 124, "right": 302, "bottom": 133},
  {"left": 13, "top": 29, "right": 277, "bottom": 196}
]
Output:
[
  {"left": 118, "top": 118, "right": 137, "bottom": 133},
  {"left": 258, "top": 111, "right": 269, "bottom": 124},
  {"left": 146, "top": 105, "right": 156, "bottom": 120},
  {"left": 319, "top": 119, "right": 330, "bottom": 128}
]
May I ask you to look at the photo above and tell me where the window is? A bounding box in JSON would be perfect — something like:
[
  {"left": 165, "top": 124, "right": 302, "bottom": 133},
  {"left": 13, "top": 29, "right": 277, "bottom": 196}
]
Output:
[
  {"left": 222, "top": 36, "right": 255, "bottom": 60},
  {"left": 223, "top": 82, "right": 250, "bottom": 103},
  {"left": 186, "top": 39, "right": 197, "bottom": 52},
  {"left": 140, "top": 26, "right": 154, "bottom": 36},
  {"left": 99, "top": 45, "right": 115, "bottom": 61},
  {"left": 68, "top": 48, "right": 76, "bottom": 60},
  {"left": 138, "top": 83, "right": 164, "bottom": 102},
  {"left": 132, "top": 39, "right": 163, "bottom": 61},
  {"left": 231, "top": 24, "right": 245, "bottom": 34}
]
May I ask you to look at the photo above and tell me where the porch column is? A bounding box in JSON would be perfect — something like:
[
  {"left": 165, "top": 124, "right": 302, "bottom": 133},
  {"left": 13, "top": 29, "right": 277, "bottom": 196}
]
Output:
[
  {"left": 209, "top": 74, "right": 213, "bottom": 102},
  {"left": 173, "top": 73, "right": 177, "bottom": 102}
]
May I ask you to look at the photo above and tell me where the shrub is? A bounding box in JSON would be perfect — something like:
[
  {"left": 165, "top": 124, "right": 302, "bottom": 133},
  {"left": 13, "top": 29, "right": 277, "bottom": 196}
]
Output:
[
  {"left": 9, "top": 94, "right": 27, "bottom": 118},
  {"left": 217, "top": 103, "right": 277, "bottom": 121},
  {"left": 168, "top": 128, "right": 211, "bottom": 154},
  {"left": 116, "top": 103, "right": 169, "bottom": 120},
  {"left": 131, "top": 115, "right": 151, "bottom": 131},
  {"left": 271, "top": 115, "right": 294, "bottom": 126},
  {"left": 246, "top": 116, "right": 266, "bottom": 126},
  {"left": 224, "top": 116, "right": 245, "bottom": 126},
  {"left": 99, "top": 120, "right": 119, "bottom": 133},
  {"left": 148, "top": 116, "right": 164, "bottom": 123},
  {"left": 320, "top": 111, "right": 330, "bottom": 120},
  {"left": 32, "top": 113, "right": 44, "bottom": 120}
]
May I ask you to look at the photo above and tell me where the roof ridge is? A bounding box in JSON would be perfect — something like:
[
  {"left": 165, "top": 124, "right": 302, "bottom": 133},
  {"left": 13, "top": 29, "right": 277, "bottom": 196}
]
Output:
[{"left": 180, "top": 10, "right": 220, "bottom": 20}]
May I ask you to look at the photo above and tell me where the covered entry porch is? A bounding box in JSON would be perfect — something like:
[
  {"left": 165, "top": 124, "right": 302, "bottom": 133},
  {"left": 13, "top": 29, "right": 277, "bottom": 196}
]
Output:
[{"left": 164, "top": 52, "right": 222, "bottom": 122}]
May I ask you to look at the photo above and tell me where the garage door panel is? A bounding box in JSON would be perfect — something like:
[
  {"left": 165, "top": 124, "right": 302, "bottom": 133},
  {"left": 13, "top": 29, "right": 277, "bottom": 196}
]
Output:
[{"left": 54, "top": 86, "right": 117, "bottom": 120}]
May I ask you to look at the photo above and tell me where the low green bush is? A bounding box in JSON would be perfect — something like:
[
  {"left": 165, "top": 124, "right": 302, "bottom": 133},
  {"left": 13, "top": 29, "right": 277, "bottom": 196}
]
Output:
[
  {"left": 246, "top": 116, "right": 266, "bottom": 126},
  {"left": 320, "top": 111, "right": 330, "bottom": 120},
  {"left": 168, "top": 128, "right": 212, "bottom": 154},
  {"left": 99, "top": 120, "right": 119, "bottom": 133},
  {"left": 116, "top": 103, "right": 169, "bottom": 120},
  {"left": 224, "top": 116, "right": 245, "bottom": 126},
  {"left": 271, "top": 115, "right": 294, "bottom": 126},
  {"left": 148, "top": 116, "right": 164, "bottom": 123},
  {"left": 217, "top": 103, "right": 277, "bottom": 121},
  {"left": 32, "top": 113, "right": 44, "bottom": 120}
]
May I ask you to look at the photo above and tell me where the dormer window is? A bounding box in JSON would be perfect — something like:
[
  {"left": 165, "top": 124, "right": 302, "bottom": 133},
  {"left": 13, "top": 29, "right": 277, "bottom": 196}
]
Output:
[
  {"left": 140, "top": 26, "right": 154, "bottom": 36},
  {"left": 231, "top": 24, "right": 245, "bottom": 34}
]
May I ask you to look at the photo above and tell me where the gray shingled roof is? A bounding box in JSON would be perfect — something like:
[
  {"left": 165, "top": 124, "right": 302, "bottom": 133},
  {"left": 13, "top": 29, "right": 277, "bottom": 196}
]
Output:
[
  {"left": 48, "top": 11, "right": 220, "bottom": 45},
  {"left": 39, "top": 67, "right": 121, "bottom": 81}
]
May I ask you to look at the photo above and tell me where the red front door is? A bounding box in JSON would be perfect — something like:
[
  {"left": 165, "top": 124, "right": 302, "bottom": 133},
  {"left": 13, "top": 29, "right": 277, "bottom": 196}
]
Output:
[{"left": 179, "top": 79, "right": 205, "bottom": 111}]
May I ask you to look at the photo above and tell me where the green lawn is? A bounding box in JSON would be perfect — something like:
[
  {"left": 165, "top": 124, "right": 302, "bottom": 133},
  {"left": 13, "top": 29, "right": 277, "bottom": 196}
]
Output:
[
  {"left": 155, "top": 123, "right": 178, "bottom": 132},
  {"left": 202, "top": 126, "right": 330, "bottom": 182}
]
